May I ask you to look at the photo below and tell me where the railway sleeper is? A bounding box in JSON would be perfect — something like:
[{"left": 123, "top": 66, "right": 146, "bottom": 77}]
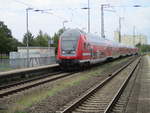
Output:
[
  {"left": 72, "top": 112, "right": 100, "bottom": 113},
  {"left": 75, "top": 108, "right": 105, "bottom": 113},
  {"left": 85, "top": 100, "right": 111, "bottom": 103},
  {"left": 82, "top": 103, "right": 108, "bottom": 106},
  {"left": 78, "top": 106, "right": 106, "bottom": 110},
  {"left": 80, "top": 105, "right": 106, "bottom": 109}
]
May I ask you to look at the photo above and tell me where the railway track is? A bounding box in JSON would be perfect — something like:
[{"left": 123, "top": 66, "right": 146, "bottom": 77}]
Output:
[
  {"left": 0, "top": 64, "right": 59, "bottom": 86},
  {"left": 0, "top": 71, "right": 62, "bottom": 90},
  {"left": 57, "top": 56, "right": 141, "bottom": 113},
  {"left": 0, "top": 56, "right": 134, "bottom": 99},
  {"left": 109, "top": 56, "right": 143, "bottom": 113},
  {"left": 0, "top": 72, "right": 75, "bottom": 98}
]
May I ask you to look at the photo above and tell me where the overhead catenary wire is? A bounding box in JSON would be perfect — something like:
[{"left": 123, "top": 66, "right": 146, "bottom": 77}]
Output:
[{"left": 11, "top": 0, "right": 32, "bottom": 7}]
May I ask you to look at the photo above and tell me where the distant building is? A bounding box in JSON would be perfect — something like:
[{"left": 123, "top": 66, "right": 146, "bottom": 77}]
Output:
[
  {"left": 9, "top": 47, "right": 56, "bottom": 68},
  {"left": 114, "top": 31, "right": 147, "bottom": 46},
  {"left": 10, "top": 47, "right": 55, "bottom": 59}
]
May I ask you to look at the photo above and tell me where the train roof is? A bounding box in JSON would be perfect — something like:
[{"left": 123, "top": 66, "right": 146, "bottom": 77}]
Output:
[
  {"left": 86, "top": 32, "right": 136, "bottom": 49},
  {"left": 86, "top": 33, "right": 119, "bottom": 47},
  {"left": 61, "top": 29, "right": 137, "bottom": 49}
]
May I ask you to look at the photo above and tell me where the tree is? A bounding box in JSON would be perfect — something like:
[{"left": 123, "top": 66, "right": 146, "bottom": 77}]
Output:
[
  {"left": 0, "top": 21, "right": 22, "bottom": 53},
  {"left": 52, "top": 28, "right": 65, "bottom": 48},
  {"left": 34, "top": 30, "right": 50, "bottom": 47},
  {"left": 21, "top": 28, "right": 64, "bottom": 50},
  {"left": 23, "top": 31, "right": 35, "bottom": 46},
  {"left": 136, "top": 43, "right": 150, "bottom": 53},
  {"left": 0, "top": 21, "right": 12, "bottom": 53},
  {"left": 0, "top": 21, "right": 12, "bottom": 38},
  {"left": 10, "top": 38, "right": 23, "bottom": 51},
  {"left": 51, "top": 28, "right": 65, "bottom": 54}
]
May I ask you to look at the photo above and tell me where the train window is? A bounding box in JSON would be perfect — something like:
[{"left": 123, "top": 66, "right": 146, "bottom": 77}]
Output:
[
  {"left": 83, "top": 42, "right": 90, "bottom": 50},
  {"left": 108, "top": 47, "right": 112, "bottom": 50},
  {"left": 87, "top": 43, "right": 91, "bottom": 50},
  {"left": 61, "top": 29, "right": 80, "bottom": 40},
  {"left": 83, "top": 42, "right": 88, "bottom": 50},
  {"left": 84, "top": 42, "right": 86, "bottom": 49},
  {"left": 62, "top": 40, "right": 77, "bottom": 50},
  {"left": 61, "top": 29, "right": 80, "bottom": 50}
]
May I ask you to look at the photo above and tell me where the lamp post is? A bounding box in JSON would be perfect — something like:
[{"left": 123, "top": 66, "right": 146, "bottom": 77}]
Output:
[
  {"left": 133, "top": 5, "right": 141, "bottom": 7},
  {"left": 62, "top": 20, "right": 68, "bottom": 30},
  {"left": 87, "top": 0, "right": 90, "bottom": 33},
  {"left": 26, "top": 8, "right": 33, "bottom": 67},
  {"left": 101, "top": 4, "right": 105, "bottom": 38},
  {"left": 26, "top": 8, "right": 44, "bottom": 67},
  {"left": 118, "top": 5, "right": 141, "bottom": 43},
  {"left": 100, "top": 4, "right": 113, "bottom": 38},
  {"left": 81, "top": 0, "right": 90, "bottom": 33},
  {"left": 133, "top": 5, "right": 141, "bottom": 45},
  {"left": 118, "top": 17, "right": 124, "bottom": 43},
  {"left": 133, "top": 26, "right": 136, "bottom": 45}
]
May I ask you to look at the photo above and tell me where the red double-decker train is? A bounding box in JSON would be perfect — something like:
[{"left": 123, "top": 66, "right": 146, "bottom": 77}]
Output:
[{"left": 57, "top": 29, "right": 138, "bottom": 70}]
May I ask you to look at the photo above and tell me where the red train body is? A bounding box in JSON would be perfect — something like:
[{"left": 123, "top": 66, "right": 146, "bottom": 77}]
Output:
[{"left": 57, "top": 29, "right": 138, "bottom": 69}]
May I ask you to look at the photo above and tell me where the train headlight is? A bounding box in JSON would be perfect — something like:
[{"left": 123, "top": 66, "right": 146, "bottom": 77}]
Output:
[
  {"left": 71, "top": 51, "right": 76, "bottom": 54},
  {"left": 62, "top": 51, "right": 65, "bottom": 54}
]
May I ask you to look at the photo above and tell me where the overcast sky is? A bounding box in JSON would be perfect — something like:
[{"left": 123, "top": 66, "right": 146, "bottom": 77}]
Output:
[{"left": 0, "top": 0, "right": 150, "bottom": 43}]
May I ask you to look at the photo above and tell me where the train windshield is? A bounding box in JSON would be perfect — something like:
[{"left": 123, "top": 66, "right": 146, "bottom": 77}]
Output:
[
  {"left": 61, "top": 29, "right": 80, "bottom": 51},
  {"left": 61, "top": 40, "right": 77, "bottom": 50}
]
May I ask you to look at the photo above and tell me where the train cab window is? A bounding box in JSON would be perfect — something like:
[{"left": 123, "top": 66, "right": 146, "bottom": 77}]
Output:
[
  {"left": 61, "top": 29, "right": 80, "bottom": 51},
  {"left": 108, "top": 47, "right": 112, "bottom": 51},
  {"left": 83, "top": 42, "right": 90, "bottom": 50},
  {"left": 87, "top": 43, "right": 91, "bottom": 50}
]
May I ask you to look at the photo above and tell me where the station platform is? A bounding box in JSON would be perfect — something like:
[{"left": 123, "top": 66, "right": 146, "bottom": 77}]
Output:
[
  {"left": 125, "top": 55, "right": 150, "bottom": 113},
  {"left": 0, "top": 63, "right": 58, "bottom": 77}
]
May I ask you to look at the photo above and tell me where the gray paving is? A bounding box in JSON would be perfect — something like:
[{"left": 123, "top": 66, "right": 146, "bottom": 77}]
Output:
[{"left": 125, "top": 55, "right": 150, "bottom": 113}]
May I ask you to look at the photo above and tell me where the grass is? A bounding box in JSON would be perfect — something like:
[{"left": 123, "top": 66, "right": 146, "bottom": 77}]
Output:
[
  {"left": 0, "top": 56, "right": 9, "bottom": 59},
  {"left": 0, "top": 63, "right": 13, "bottom": 72},
  {"left": 86, "top": 58, "right": 129, "bottom": 77},
  {"left": 0, "top": 67, "right": 13, "bottom": 72},
  {"left": 7, "top": 74, "right": 89, "bottom": 113},
  {"left": 0, "top": 68, "right": 12, "bottom": 72},
  {"left": 16, "top": 111, "right": 27, "bottom": 113},
  {"left": 5, "top": 57, "right": 130, "bottom": 113}
]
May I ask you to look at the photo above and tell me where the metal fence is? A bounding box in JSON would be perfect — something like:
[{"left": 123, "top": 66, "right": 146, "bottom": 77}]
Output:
[{"left": 0, "top": 57, "right": 56, "bottom": 72}]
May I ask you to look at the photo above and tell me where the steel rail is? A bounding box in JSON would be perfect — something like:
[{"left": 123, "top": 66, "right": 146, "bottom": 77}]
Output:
[
  {"left": 104, "top": 57, "right": 141, "bottom": 113},
  {"left": 0, "top": 72, "right": 75, "bottom": 98},
  {"left": 60, "top": 57, "right": 140, "bottom": 113},
  {"left": 0, "top": 71, "right": 61, "bottom": 90},
  {"left": 0, "top": 56, "right": 135, "bottom": 99}
]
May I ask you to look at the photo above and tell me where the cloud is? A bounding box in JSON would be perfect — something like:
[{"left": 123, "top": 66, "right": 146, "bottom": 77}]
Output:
[
  {"left": 0, "top": 0, "right": 150, "bottom": 43},
  {"left": 23, "top": 0, "right": 86, "bottom": 9},
  {"left": 122, "top": 7, "right": 150, "bottom": 33}
]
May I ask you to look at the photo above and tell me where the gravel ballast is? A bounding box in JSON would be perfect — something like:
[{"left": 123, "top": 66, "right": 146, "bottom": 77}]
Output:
[
  {"left": 0, "top": 57, "right": 133, "bottom": 113},
  {"left": 26, "top": 57, "right": 133, "bottom": 113}
]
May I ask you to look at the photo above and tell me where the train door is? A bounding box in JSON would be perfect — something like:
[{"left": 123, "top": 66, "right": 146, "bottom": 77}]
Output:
[{"left": 90, "top": 48, "right": 94, "bottom": 59}]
